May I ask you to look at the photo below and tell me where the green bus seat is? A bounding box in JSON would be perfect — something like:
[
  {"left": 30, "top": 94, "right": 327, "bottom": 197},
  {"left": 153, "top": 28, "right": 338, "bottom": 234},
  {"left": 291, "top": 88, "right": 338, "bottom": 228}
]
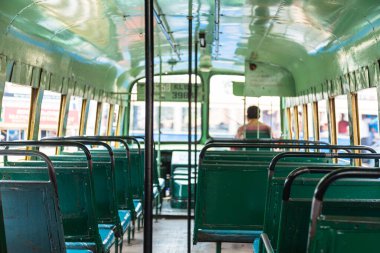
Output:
[
  {"left": 195, "top": 149, "right": 335, "bottom": 253},
  {"left": 50, "top": 153, "right": 131, "bottom": 249},
  {"left": 0, "top": 163, "right": 109, "bottom": 253},
  {"left": 1, "top": 179, "right": 66, "bottom": 253},
  {"left": 307, "top": 168, "right": 380, "bottom": 253},
  {"left": 245, "top": 130, "right": 271, "bottom": 140}
]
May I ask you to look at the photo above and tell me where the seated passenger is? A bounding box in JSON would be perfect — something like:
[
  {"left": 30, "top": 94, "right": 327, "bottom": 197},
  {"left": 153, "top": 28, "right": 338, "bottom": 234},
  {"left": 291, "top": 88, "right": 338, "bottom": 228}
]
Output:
[{"left": 235, "top": 105, "right": 271, "bottom": 139}]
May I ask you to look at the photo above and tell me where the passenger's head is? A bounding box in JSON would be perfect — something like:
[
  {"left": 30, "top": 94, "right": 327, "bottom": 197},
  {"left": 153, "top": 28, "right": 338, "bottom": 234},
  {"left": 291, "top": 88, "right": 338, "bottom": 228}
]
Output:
[{"left": 247, "top": 105, "right": 260, "bottom": 120}]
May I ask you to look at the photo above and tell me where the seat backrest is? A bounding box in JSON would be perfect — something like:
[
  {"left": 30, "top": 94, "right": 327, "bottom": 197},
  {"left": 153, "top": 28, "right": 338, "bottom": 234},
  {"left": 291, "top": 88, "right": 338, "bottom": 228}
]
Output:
[
  {"left": 1, "top": 178, "right": 66, "bottom": 253},
  {"left": 0, "top": 164, "right": 102, "bottom": 252},
  {"left": 245, "top": 130, "right": 271, "bottom": 139},
  {"left": 278, "top": 178, "right": 380, "bottom": 253},
  {"left": 51, "top": 153, "right": 121, "bottom": 233}
]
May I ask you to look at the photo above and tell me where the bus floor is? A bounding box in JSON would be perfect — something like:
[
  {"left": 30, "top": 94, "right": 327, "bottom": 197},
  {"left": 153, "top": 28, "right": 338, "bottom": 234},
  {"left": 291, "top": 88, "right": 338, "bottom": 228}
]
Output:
[{"left": 114, "top": 219, "right": 252, "bottom": 253}]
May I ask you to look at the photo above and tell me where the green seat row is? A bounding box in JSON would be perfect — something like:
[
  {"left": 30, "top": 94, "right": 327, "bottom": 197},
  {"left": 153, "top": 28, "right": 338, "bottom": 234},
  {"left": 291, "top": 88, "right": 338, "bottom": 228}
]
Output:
[
  {"left": 0, "top": 150, "right": 94, "bottom": 253},
  {"left": 193, "top": 149, "right": 335, "bottom": 251}
]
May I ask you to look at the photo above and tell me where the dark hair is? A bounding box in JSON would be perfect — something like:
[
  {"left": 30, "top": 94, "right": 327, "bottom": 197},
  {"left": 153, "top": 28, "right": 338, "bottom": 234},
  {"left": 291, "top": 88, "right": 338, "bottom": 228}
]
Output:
[{"left": 247, "top": 106, "right": 260, "bottom": 119}]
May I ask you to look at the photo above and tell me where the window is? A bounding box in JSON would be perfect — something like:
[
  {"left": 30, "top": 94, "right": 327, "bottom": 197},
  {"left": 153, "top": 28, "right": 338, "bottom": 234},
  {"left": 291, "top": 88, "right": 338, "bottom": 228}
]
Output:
[
  {"left": 66, "top": 96, "right": 82, "bottom": 136},
  {"left": 318, "top": 100, "right": 329, "bottom": 143},
  {"left": 129, "top": 75, "right": 202, "bottom": 142},
  {"left": 99, "top": 103, "right": 110, "bottom": 136},
  {"left": 335, "top": 95, "right": 350, "bottom": 145},
  {"left": 297, "top": 105, "right": 303, "bottom": 139},
  {"left": 307, "top": 103, "right": 314, "bottom": 140},
  {"left": 86, "top": 100, "right": 98, "bottom": 135},
  {"left": 39, "top": 91, "right": 61, "bottom": 139},
  {"left": 0, "top": 82, "right": 31, "bottom": 141},
  {"left": 209, "top": 75, "right": 281, "bottom": 138},
  {"left": 110, "top": 105, "right": 119, "bottom": 136},
  {"left": 357, "top": 88, "right": 378, "bottom": 147}
]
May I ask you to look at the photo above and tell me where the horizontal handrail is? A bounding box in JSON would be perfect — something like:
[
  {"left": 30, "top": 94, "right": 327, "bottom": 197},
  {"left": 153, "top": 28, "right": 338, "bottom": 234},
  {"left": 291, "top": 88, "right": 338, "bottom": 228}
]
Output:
[
  {"left": 0, "top": 140, "right": 93, "bottom": 174},
  {"left": 199, "top": 143, "right": 377, "bottom": 164},
  {"left": 269, "top": 152, "right": 380, "bottom": 177},
  {"left": 205, "top": 138, "right": 329, "bottom": 146},
  {"left": 283, "top": 167, "right": 338, "bottom": 201},
  {"left": 308, "top": 167, "right": 380, "bottom": 241},
  {"left": 0, "top": 149, "right": 58, "bottom": 198}
]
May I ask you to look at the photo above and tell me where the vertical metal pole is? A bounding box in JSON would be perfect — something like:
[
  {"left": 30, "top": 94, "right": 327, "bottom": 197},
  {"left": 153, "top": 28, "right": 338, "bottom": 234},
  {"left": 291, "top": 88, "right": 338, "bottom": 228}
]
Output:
[
  {"left": 194, "top": 39, "right": 198, "bottom": 204},
  {"left": 187, "top": 8, "right": 193, "bottom": 253},
  {"left": 144, "top": 0, "right": 154, "bottom": 249}
]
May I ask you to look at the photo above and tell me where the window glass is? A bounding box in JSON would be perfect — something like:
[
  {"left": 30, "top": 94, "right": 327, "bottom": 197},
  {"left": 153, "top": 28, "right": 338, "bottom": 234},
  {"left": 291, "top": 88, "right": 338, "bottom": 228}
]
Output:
[
  {"left": 209, "top": 75, "right": 281, "bottom": 138},
  {"left": 289, "top": 108, "right": 295, "bottom": 139},
  {"left": 39, "top": 91, "right": 61, "bottom": 155},
  {"left": 66, "top": 96, "right": 82, "bottom": 136},
  {"left": 39, "top": 91, "right": 61, "bottom": 139},
  {"left": 86, "top": 100, "right": 98, "bottom": 135},
  {"left": 335, "top": 95, "right": 350, "bottom": 145},
  {"left": 358, "top": 88, "right": 378, "bottom": 147},
  {"left": 307, "top": 103, "right": 314, "bottom": 140},
  {"left": 111, "top": 105, "right": 119, "bottom": 136},
  {"left": 318, "top": 100, "right": 329, "bottom": 143},
  {"left": 129, "top": 75, "right": 202, "bottom": 142},
  {"left": 100, "top": 103, "right": 110, "bottom": 136},
  {"left": 297, "top": 105, "right": 303, "bottom": 139},
  {"left": 0, "top": 82, "right": 31, "bottom": 141}
]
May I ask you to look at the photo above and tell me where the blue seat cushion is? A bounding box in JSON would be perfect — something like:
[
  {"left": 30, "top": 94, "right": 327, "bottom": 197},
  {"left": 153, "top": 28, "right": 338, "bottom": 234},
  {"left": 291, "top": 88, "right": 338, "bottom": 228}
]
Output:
[
  {"left": 67, "top": 249, "right": 94, "bottom": 253},
  {"left": 253, "top": 238, "right": 260, "bottom": 253},
  {"left": 118, "top": 210, "right": 132, "bottom": 232},
  {"left": 97, "top": 226, "right": 115, "bottom": 251},
  {"left": 133, "top": 199, "right": 142, "bottom": 216},
  {"left": 65, "top": 242, "right": 96, "bottom": 251},
  {"left": 197, "top": 229, "right": 262, "bottom": 243}
]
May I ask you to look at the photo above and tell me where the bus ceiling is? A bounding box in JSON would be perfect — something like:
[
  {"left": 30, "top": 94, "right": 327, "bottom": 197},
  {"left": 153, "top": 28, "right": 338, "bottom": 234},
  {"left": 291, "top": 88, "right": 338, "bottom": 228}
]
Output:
[{"left": 0, "top": 1, "right": 380, "bottom": 100}]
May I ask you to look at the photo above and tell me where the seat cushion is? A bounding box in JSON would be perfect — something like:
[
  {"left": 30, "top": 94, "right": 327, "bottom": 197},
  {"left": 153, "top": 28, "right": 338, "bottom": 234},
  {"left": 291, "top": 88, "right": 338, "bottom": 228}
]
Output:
[
  {"left": 253, "top": 238, "right": 260, "bottom": 253},
  {"left": 66, "top": 249, "right": 94, "bottom": 253},
  {"left": 98, "top": 226, "right": 115, "bottom": 251},
  {"left": 65, "top": 242, "right": 96, "bottom": 251},
  {"left": 118, "top": 210, "right": 132, "bottom": 232}
]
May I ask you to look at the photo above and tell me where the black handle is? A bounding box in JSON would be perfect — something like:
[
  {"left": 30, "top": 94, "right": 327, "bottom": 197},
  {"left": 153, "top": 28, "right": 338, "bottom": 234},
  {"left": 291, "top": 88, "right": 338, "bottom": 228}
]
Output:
[
  {"left": 0, "top": 140, "right": 93, "bottom": 174},
  {"left": 269, "top": 152, "right": 380, "bottom": 175},
  {"left": 308, "top": 167, "right": 380, "bottom": 241},
  {"left": 199, "top": 143, "right": 377, "bottom": 165},
  {"left": 45, "top": 139, "right": 115, "bottom": 174},
  {"left": 282, "top": 166, "right": 338, "bottom": 201},
  {"left": 314, "top": 168, "right": 380, "bottom": 202},
  {"left": 0, "top": 149, "right": 59, "bottom": 198},
  {"left": 113, "top": 136, "right": 142, "bottom": 155},
  {"left": 44, "top": 136, "right": 130, "bottom": 158}
]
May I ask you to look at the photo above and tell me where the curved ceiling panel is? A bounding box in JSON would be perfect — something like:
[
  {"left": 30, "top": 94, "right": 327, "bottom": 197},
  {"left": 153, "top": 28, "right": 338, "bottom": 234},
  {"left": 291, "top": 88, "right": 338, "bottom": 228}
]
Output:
[{"left": 0, "top": 0, "right": 379, "bottom": 94}]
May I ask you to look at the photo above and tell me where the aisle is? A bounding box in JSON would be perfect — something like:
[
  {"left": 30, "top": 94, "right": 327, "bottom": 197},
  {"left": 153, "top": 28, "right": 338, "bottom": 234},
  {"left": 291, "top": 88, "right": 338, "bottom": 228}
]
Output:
[{"left": 116, "top": 219, "right": 252, "bottom": 253}]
